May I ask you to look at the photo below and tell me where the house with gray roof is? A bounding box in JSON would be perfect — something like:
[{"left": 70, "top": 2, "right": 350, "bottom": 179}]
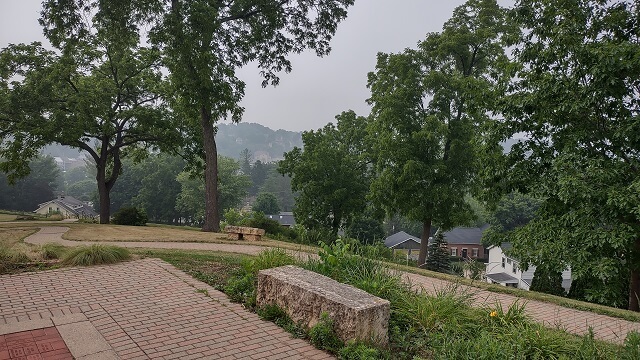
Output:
[{"left": 34, "top": 195, "right": 98, "bottom": 219}]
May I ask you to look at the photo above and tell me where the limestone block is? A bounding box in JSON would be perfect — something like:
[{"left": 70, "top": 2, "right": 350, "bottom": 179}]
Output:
[
  {"left": 224, "top": 225, "right": 266, "bottom": 236},
  {"left": 257, "top": 265, "right": 390, "bottom": 346}
]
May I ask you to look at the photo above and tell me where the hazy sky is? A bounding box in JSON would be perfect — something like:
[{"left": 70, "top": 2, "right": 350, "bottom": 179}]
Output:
[{"left": 0, "top": 1, "right": 508, "bottom": 132}]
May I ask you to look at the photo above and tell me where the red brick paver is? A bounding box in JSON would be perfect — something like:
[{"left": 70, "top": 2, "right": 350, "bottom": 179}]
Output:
[
  {"left": 1, "top": 259, "right": 332, "bottom": 360},
  {"left": 21, "top": 226, "right": 640, "bottom": 345},
  {"left": 0, "top": 327, "right": 72, "bottom": 360}
]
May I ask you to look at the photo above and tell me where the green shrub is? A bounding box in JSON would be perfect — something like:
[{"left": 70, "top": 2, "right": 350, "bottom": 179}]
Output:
[
  {"left": 111, "top": 207, "right": 148, "bottom": 226},
  {"left": 339, "top": 341, "right": 383, "bottom": 360},
  {"left": 309, "top": 313, "right": 343, "bottom": 354},
  {"left": 40, "top": 243, "right": 67, "bottom": 260},
  {"left": 246, "top": 211, "right": 283, "bottom": 236},
  {"left": 244, "top": 248, "right": 297, "bottom": 275},
  {"left": 62, "top": 245, "right": 130, "bottom": 266},
  {"left": 257, "top": 304, "right": 306, "bottom": 338},
  {"left": 623, "top": 331, "right": 640, "bottom": 360},
  {"left": 224, "top": 273, "right": 257, "bottom": 306},
  {"left": 77, "top": 218, "right": 98, "bottom": 224},
  {"left": 0, "top": 246, "right": 31, "bottom": 272}
]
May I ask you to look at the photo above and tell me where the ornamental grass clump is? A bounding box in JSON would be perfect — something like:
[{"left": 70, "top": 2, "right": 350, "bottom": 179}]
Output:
[
  {"left": 62, "top": 244, "right": 130, "bottom": 266},
  {"left": 39, "top": 243, "right": 67, "bottom": 260}
]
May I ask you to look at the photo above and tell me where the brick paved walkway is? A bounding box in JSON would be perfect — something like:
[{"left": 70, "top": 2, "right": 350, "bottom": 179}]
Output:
[
  {"left": 21, "top": 226, "right": 640, "bottom": 345},
  {"left": 1, "top": 327, "right": 73, "bottom": 360},
  {"left": 1, "top": 257, "right": 333, "bottom": 359}
]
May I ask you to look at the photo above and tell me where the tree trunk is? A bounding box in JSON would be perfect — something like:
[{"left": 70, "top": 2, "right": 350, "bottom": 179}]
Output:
[
  {"left": 97, "top": 177, "right": 110, "bottom": 224},
  {"left": 201, "top": 106, "right": 220, "bottom": 232},
  {"left": 418, "top": 219, "right": 432, "bottom": 268},
  {"left": 629, "top": 237, "right": 640, "bottom": 312}
]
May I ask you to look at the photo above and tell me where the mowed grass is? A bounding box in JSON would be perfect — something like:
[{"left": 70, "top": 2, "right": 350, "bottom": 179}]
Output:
[
  {"left": 62, "top": 223, "right": 319, "bottom": 253},
  {"left": 0, "top": 213, "right": 17, "bottom": 222}
]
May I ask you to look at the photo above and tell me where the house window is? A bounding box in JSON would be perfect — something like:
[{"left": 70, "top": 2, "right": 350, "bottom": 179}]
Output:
[
  {"left": 513, "top": 264, "right": 518, "bottom": 274},
  {"left": 507, "top": 258, "right": 512, "bottom": 265},
  {"left": 451, "top": 248, "right": 457, "bottom": 257},
  {"left": 472, "top": 248, "right": 479, "bottom": 257},
  {"left": 501, "top": 257, "right": 505, "bottom": 268},
  {"left": 48, "top": 207, "right": 52, "bottom": 212}
]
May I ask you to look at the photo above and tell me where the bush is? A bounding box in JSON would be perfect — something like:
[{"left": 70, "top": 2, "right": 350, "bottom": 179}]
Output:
[
  {"left": 40, "top": 244, "right": 67, "bottom": 260},
  {"left": 111, "top": 207, "right": 148, "bottom": 226},
  {"left": 62, "top": 244, "right": 130, "bottom": 266},
  {"left": 339, "top": 341, "right": 383, "bottom": 360},
  {"left": 257, "top": 304, "right": 305, "bottom": 338},
  {"left": 224, "top": 248, "right": 297, "bottom": 308},
  {"left": 309, "top": 313, "right": 343, "bottom": 354},
  {"left": 0, "top": 246, "right": 30, "bottom": 272}
]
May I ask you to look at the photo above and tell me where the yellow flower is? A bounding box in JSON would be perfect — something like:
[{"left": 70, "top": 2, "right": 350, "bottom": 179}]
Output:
[{"left": 490, "top": 311, "right": 498, "bottom": 317}]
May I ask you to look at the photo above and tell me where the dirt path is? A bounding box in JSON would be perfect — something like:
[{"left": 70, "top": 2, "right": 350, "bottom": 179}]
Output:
[{"left": 25, "top": 226, "right": 640, "bottom": 344}]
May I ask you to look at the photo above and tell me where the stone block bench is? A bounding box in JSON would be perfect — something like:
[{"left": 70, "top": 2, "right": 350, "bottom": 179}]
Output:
[
  {"left": 224, "top": 225, "right": 266, "bottom": 241},
  {"left": 256, "top": 265, "right": 390, "bottom": 346}
]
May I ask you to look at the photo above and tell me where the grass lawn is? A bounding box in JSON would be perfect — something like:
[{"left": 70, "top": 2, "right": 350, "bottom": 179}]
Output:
[
  {"left": 0, "top": 213, "right": 17, "bottom": 222},
  {"left": 134, "top": 249, "right": 247, "bottom": 290},
  {"left": 60, "top": 223, "right": 319, "bottom": 253}
]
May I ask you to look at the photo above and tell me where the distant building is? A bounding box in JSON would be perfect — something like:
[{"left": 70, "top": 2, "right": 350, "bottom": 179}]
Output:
[
  {"left": 384, "top": 231, "right": 421, "bottom": 258},
  {"left": 266, "top": 212, "right": 295, "bottom": 227},
  {"left": 439, "top": 225, "right": 489, "bottom": 260},
  {"left": 34, "top": 195, "right": 98, "bottom": 219},
  {"left": 485, "top": 243, "right": 572, "bottom": 292}
]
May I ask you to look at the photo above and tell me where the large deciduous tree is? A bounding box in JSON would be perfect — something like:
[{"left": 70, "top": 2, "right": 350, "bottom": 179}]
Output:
[
  {"left": 367, "top": 0, "right": 508, "bottom": 267},
  {"left": 151, "top": 0, "right": 354, "bottom": 232},
  {"left": 279, "top": 110, "right": 371, "bottom": 234},
  {"left": 175, "top": 156, "right": 250, "bottom": 227},
  {"left": 491, "top": 0, "right": 640, "bottom": 311},
  {"left": 0, "top": 0, "right": 181, "bottom": 223}
]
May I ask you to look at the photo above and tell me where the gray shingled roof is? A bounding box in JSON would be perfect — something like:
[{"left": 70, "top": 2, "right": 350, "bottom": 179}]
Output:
[
  {"left": 442, "top": 224, "right": 489, "bottom": 245},
  {"left": 37, "top": 196, "right": 98, "bottom": 218},
  {"left": 486, "top": 272, "right": 519, "bottom": 284},
  {"left": 384, "top": 231, "right": 421, "bottom": 249}
]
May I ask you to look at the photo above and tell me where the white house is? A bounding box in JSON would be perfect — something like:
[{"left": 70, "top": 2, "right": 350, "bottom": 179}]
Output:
[
  {"left": 485, "top": 243, "right": 572, "bottom": 292},
  {"left": 34, "top": 195, "right": 98, "bottom": 219}
]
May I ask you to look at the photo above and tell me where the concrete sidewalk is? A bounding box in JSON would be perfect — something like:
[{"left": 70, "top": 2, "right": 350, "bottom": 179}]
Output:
[
  {"left": 1, "top": 258, "right": 333, "bottom": 360},
  {"left": 21, "top": 226, "right": 640, "bottom": 345}
]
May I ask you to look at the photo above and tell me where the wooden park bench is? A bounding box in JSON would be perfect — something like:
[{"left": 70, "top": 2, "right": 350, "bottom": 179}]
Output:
[
  {"left": 257, "top": 265, "right": 390, "bottom": 346},
  {"left": 224, "top": 225, "right": 266, "bottom": 241}
]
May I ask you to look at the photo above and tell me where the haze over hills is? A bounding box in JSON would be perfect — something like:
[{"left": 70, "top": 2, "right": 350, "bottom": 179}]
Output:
[
  {"left": 42, "top": 122, "right": 303, "bottom": 165},
  {"left": 216, "top": 122, "right": 302, "bottom": 162}
]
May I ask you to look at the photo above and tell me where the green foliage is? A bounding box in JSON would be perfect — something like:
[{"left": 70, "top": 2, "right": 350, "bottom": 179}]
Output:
[
  {"left": 530, "top": 266, "right": 566, "bottom": 297},
  {"left": 425, "top": 231, "right": 451, "bottom": 273},
  {"left": 489, "top": 0, "right": 640, "bottom": 310},
  {"left": 62, "top": 245, "right": 130, "bottom": 266},
  {"left": 150, "top": 0, "right": 354, "bottom": 231},
  {"left": 367, "top": 0, "right": 509, "bottom": 265},
  {"left": 175, "top": 156, "right": 251, "bottom": 227},
  {"left": 260, "top": 168, "right": 296, "bottom": 212},
  {"left": 243, "top": 248, "right": 296, "bottom": 276},
  {"left": 111, "top": 207, "right": 148, "bottom": 226},
  {"left": 245, "top": 212, "right": 284, "bottom": 237},
  {"left": 1, "top": 4, "right": 183, "bottom": 223},
  {"left": 225, "top": 248, "right": 297, "bottom": 308},
  {"left": 338, "top": 342, "right": 382, "bottom": 360},
  {"left": 280, "top": 111, "right": 371, "bottom": 233},
  {"left": 309, "top": 313, "right": 343, "bottom": 354},
  {"left": 346, "top": 217, "right": 385, "bottom": 245},
  {"left": 482, "top": 192, "right": 542, "bottom": 247},
  {"left": 256, "top": 304, "right": 306, "bottom": 338},
  {"left": 0, "top": 155, "right": 60, "bottom": 212},
  {"left": 39, "top": 244, "right": 67, "bottom": 260},
  {"left": 252, "top": 192, "right": 280, "bottom": 215}
]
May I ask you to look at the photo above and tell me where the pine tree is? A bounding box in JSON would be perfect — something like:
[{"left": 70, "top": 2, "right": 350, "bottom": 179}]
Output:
[{"left": 425, "top": 231, "right": 451, "bottom": 273}]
